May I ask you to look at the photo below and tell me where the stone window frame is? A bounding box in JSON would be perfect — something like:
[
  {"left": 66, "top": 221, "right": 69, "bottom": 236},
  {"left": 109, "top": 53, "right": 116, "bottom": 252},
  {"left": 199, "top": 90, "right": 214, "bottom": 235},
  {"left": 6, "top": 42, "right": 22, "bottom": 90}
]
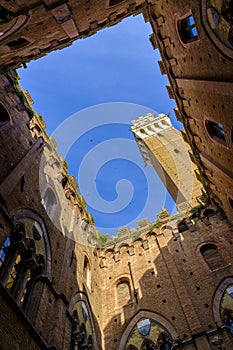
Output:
[
  {"left": 213, "top": 277, "right": 233, "bottom": 327},
  {"left": 0, "top": 214, "right": 50, "bottom": 310},
  {"left": 204, "top": 117, "right": 228, "bottom": 147},
  {"left": 176, "top": 11, "right": 199, "bottom": 47},
  {"left": 0, "top": 14, "right": 29, "bottom": 43},
  {"left": 12, "top": 209, "right": 52, "bottom": 279},
  {"left": 199, "top": 242, "right": 226, "bottom": 272},
  {"left": 118, "top": 310, "right": 178, "bottom": 350},
  {"left": 69, "top": 292, "right": 98, "bottom": 350},
  {"left": 115, "top": 276, "right": 132, "bottom": 308},
  {"left": 201, "top": 1, "right": 233, "bottom": 59}
]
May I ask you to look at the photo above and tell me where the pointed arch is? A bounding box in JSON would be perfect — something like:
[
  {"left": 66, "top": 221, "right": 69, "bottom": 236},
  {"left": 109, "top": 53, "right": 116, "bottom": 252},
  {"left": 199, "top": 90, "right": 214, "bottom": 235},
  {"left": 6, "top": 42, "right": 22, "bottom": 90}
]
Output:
[
  {"left": 118, "top": 310, "right": 178, "bottom": 350},
  {"left": 213, "top": 277, "right": 233, "bottom": 327}
]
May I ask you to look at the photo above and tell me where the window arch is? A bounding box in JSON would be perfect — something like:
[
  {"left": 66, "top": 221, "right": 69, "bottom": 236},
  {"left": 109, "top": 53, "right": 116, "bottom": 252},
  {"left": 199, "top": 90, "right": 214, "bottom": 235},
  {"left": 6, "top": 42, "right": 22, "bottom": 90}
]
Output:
[
  {"left": 177, "top": 14, "right": 198, "bottom": 44},
  {"left": 200, "top": 244, "right": 224, "bottom": 270},
  {"left": 0, "top": 220, "right": 46, "bottom": 309},
  {"left": 71, "top": 299, "right": 94, "bottom": 350},
  {"left": 123, "top": 313, "right": 175, "bottom": 350},
  {"left": 116, "top": 277, "right": 131, "bottom": 307},
  {"left": 178, "top": 219, "right": 189, "bottom": 233},
  {"left": 205, "top": 120, "right": 227, "bottom": 145},
  {"left": 69, "top": 292, "right": 98, "bottom": 350},
  {"left": 83, "top": 256, "right": 91, "bottom": 290},
  {"left": 0, "top": 102, "right": 10, "bottom": 124}
]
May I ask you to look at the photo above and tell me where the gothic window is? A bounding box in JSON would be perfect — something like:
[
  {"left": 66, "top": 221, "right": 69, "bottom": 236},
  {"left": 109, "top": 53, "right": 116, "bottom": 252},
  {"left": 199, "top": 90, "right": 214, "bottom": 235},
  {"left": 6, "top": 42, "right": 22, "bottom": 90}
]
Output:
[
  {"left": 205, "top": 120, "right": 227, "bottom": 145},
  {"left": 0, "top": 221, "right": 46, "bottom": 309},
  {"left": 71, "top": 300, "right": 94, "bottom": 350},
  {"left": 200, "top": 244, "right": 224, "bottom": 270},
  {"left": 6, "top": 37, "right": 30, "bottom": 50},
  {"left": 116, "top": 278, "right": 131, "bottom": 307},
  {"left": 0, "top": 102, "right": 10, "bottom": 123},
  {"left": 109, "top": 0, "right": 124, "bottom": 6},
  {"left": 178, "top": 14, "right": 198, "bottom": 43},
  {"left": 83, "top": 256, "right": 91, "bottom": 290}
]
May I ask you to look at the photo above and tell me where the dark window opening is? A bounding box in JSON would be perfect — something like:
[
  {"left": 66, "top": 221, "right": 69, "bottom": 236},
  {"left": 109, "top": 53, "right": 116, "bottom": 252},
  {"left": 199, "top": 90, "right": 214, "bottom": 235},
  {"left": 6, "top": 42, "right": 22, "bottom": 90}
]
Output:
[
  {"left": 201, "top": 244, "right": 224, "bottom": 270},
  {"left": 178, "top": 15, "right": 198, "bottom": 43},
  {"left": 7, "top": 37, "right": 30, "bottom": 50},
  {"left": 62, "top": 176, "right": 68, "bottom": 189},
  {"left": 229, "top": 197, "right": 233, "bottom": 209},
  {"left": 178, "top": 219, "right": 189, "bottom": 233},
  {"left": 0, "top": 103, "right": 10, "bottom": 123},
  {"left": 202, "top": 208, "right": 216, "bottom": 218},
  {"left": 0, "top": 6, "right": 13, "bottom": 23},
  {"left": 206, "top": 120, "right": 226, "bottom": 145},
  {"left": 228, "top": 25, "right": 233, "bottom": 46},
  {"left": 221, "top": 0, "right": 233, "bottom": 23},
  {"left": 109, "top": 0, "right": 124, "bottom": 6}
]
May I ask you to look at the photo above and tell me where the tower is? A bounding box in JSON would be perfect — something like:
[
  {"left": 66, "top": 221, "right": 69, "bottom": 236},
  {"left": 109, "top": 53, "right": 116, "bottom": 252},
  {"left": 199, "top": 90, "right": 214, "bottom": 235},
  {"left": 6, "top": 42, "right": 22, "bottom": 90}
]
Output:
[{"left": 131, "top": 113, "right": 203, "bottom": 212}]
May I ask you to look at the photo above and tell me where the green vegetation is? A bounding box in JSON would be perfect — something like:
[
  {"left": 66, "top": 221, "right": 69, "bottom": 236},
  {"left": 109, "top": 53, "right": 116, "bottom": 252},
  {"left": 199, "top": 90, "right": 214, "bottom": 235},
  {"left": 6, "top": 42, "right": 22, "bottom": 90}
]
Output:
[
  {"left": 131, "top": 230, "right": 141, "bottom": 240},
  {"left": 149, "top": 220, "right": 162, "bottom": 232}
]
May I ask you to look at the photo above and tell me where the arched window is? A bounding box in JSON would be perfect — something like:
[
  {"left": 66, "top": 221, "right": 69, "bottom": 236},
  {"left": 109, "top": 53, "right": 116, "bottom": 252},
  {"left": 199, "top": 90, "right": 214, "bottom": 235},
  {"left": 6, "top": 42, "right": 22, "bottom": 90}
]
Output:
[
  {"left": 0, "top": 220, "right": 46, "bottom": 309},
  {"left": 220, "top": 283, "right": 233, "bottom": 335},
  {"left": 0, "top": 103, "right": 10, "bottom": 123},
  {"left": 205, "top": 120, "right": 227, "bottom": 145},
  {"left": 71, "top": 300, "right": 94, "bottom": 350},
  {"left": 178, "top": 220, "right": 189, "bottom": 233},
  {"left": 116, "top": 278, "right": 131, "bottom": 307},
  {"left": 43, "top": 187, "right": 57, "bottom": 219},
  {"left": 178, "top": 14, "right": 198, "bottom": 43},
  {"left": 83, "top": 256, "right": 91, "bottom": 290},
  {"left": 202, "top": 208, "right": 216, "bottom": 218},
  {"left": 200, "top": 244, "right": 224, "bottom": 270},
  {"left": 123, "top": 315, "right": 175, "bottom": 350}
]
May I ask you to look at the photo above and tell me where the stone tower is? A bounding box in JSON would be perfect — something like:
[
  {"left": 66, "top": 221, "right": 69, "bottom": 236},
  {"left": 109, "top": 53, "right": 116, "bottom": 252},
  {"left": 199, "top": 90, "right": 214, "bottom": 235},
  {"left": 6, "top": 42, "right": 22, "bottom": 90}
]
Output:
[{"left": 131, "top": 113, "right": 203, "bottom": 213}]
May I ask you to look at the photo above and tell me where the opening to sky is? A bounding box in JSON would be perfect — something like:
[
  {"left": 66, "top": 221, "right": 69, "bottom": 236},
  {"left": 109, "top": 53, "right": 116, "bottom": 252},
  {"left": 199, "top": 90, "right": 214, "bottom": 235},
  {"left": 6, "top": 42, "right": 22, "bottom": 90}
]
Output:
[{"left": 18, "top": 14, "right": 182, "bottom": 236}]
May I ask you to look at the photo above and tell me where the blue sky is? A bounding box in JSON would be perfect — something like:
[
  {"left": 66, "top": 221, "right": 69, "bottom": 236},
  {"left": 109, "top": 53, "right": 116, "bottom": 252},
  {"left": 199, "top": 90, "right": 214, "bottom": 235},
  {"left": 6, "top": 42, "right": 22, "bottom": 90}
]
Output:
[{"left": 18, "top": 14, "right": 182, "bottom": 236}]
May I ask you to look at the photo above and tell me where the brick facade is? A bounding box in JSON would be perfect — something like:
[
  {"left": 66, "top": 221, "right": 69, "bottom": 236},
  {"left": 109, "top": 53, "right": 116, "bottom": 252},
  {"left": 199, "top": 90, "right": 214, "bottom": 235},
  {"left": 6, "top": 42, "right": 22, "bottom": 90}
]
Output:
[{"left": 0, "top": 1, "right": 233, "bottom": 349}]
